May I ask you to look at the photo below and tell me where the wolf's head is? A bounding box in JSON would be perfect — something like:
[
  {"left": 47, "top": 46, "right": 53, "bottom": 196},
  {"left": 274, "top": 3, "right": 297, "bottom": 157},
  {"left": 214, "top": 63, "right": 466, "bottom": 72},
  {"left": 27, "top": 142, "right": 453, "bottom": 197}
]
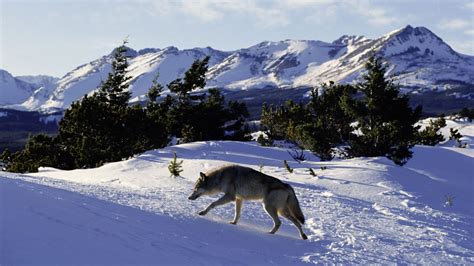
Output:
[{"left": 188, "top": 172, "right": 209, "bottom": 200}]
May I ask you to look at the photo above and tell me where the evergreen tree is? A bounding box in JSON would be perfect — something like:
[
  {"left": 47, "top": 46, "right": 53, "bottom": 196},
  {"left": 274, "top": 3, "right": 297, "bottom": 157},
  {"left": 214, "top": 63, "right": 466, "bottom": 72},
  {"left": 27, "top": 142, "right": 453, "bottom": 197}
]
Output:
[
  {"left": 97, "top": 41, "right": 132, "bottom": 107},
  {"left": 58, "top": 95, "right": 119, "bottom": 168},
  {"left": 222, "top": 99, "right": 250, "bottom": 140},
  {"left": 347, "top": 55, "right": 422, "bottom": 165},
  {"left": 260, "top": 100, "right": 309, "bottom": 141},
  {"left": 449, "top": 128, "right": 466, "bottom": 148},
  {"left": 139, "top": 74, "right": 170, "bottom": 150},
  {"left": 164, "top": 57, "right": 249, "bottom": 143},
  {"left": 0, "top": 149, "right": 11, "bottom": 171},
  {"left": 417, "top": 116, "right": 446, "bottom": 146},
  {"left": 168, "top": 152, "right": 183, "bottom": 177},
  {"left": 7, "top": 134, "right": 74, "bottom": 173},
  {"left": 168, "top": 56, "right": 209, "bottom": 103},
  {"left": 58, "top": 40, "right": 160, "bottom": 168},
  {"left": 295, "top": 83, "right": 356, "bottom": 160},
  {"left": 166, "top": 57, "right": 210, "bottom": 138}
]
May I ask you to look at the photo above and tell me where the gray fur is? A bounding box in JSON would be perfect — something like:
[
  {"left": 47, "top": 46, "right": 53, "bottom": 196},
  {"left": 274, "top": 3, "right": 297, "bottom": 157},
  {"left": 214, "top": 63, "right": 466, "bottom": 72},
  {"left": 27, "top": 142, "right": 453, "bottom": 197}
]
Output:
[{"left": 188, "top": 164, "right": 308, "bottom": 240}]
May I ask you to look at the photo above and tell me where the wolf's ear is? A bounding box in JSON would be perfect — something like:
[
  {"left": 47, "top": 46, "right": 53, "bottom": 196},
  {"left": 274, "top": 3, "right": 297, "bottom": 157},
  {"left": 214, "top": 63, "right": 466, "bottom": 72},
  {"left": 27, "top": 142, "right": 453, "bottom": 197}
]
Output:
[{"left": 199, "top": 172, "right": 206, "bottom": 180}]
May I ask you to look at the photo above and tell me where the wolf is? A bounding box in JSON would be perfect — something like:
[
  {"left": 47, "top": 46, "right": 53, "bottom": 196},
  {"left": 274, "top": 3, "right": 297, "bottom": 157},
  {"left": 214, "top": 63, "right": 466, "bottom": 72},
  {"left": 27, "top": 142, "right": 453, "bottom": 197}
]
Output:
[{"left": 188, "top": 164, "right": 308, "bottom": 240}]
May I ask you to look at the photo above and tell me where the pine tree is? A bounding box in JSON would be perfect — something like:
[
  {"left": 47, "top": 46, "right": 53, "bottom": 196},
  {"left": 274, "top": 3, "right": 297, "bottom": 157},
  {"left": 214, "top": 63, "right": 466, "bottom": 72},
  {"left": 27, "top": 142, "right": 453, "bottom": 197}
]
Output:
[
  {"left": 168, "top": 152, "right": 183, "bottom": 177},
  {"left": 58, "top": 40, "right": 149, "bottom": 168},
  {"left": 417, "top": 116, "right": 446, "bottom": 145},
  {"left": 97, "top": 41, "right": 132, "bottom": 107},
  {"left": 166, "top": 57, "right": 210, "bottom": 138},
  {"left": 0, "top": 149, "right": 11, "bottom": 170},
  {"left": 164, "top": 57, "right": 249, "bottom": 143},
  {"left": 6, "top": 134, "right": 74, "bottom": 173},
  {"left": 449, "top": 128, "right": 466, "bottom": 148},
  {"left": 295, "top": 83, "right": 356, "bottom": 160},
  {"left": 168, "top": 56, "right": 209, "bottom": 104},
  {"left": 347, "top": 54, "right": 422, "bottom": 165},
  {"left": 260, "top": 100, "right": 309, "bottom": 141},
  {"left": 141, "top": 74, "right": 170, "bottom": 151}
]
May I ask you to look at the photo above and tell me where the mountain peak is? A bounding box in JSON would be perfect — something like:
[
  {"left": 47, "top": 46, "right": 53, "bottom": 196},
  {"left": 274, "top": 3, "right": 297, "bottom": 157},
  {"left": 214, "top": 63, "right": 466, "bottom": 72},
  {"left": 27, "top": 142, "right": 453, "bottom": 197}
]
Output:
[
  {"left": 109, "top": 46, "right": 139, "bottom": 58},
  {"left": 388, "top": 25, "right": 439, "bottom": 40},
  {"left": 379, "top": 24, "right": 457, "bottom": 58},
  {"left": 332, "top": 35, "right": 366, "bottom": 46}
]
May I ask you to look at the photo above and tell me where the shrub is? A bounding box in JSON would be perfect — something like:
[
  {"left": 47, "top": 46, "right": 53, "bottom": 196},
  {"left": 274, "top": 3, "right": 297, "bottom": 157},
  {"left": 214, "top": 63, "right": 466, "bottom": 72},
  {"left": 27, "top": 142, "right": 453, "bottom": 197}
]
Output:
[
  {"left": 417, "top": 117, "right": 446, "bottom": 146},
  {"left": 168, "top": 152, "right": 183, "bottom": 177}
]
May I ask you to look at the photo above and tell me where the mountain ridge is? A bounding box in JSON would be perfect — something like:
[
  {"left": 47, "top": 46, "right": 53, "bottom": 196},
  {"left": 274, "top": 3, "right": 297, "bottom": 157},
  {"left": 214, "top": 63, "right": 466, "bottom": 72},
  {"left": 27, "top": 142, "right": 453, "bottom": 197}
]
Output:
[{"left": 1, "top": 25, "right": 473, "bottom": 112}]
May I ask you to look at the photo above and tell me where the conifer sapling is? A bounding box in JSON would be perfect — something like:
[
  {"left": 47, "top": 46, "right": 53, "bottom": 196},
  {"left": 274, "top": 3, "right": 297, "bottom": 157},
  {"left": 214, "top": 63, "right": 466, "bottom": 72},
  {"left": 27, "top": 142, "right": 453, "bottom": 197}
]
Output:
[{"left": 168, "top": 152, "right": 183, "bottom": 177}]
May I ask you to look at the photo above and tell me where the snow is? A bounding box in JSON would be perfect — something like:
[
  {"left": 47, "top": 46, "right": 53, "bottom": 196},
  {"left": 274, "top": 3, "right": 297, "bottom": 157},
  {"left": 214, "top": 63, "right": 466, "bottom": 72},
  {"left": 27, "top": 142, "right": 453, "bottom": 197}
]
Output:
[
  {"left": 1, "top": 121, "right": 474, "bottom": 264},
  {"left": 0, "top": 69, "right": 36, "bottom": 106},
  {"left": 418, "top": 117, "right": 474, "bottom": 148}
]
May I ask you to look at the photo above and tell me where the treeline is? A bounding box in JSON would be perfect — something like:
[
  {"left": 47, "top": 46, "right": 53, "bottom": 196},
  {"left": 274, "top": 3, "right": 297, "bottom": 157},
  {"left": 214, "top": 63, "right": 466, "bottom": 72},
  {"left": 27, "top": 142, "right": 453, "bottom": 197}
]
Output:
[
  {"left": 1, "top": 42, "right": 249, "bottom": 172},
  {"left": 258, "top": 56, "right": 471, "bottom": 165},
  {"left": 259, "top": 55, "right": 444, "bottom": 165}
]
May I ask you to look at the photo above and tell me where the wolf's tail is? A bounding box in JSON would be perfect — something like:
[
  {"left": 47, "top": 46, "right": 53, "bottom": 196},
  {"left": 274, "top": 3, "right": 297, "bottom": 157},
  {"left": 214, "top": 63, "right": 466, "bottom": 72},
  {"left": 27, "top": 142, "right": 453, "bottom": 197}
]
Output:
[{"left": 285, "top": 184, "right": 305, "bottom": 224}]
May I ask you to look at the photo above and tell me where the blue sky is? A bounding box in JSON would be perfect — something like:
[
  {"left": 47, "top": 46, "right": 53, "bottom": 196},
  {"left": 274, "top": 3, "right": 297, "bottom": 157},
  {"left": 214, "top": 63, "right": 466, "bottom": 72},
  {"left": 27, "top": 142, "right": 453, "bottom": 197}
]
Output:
[{"left": 1, "top": 0, "right": 473, "bottom": 77}]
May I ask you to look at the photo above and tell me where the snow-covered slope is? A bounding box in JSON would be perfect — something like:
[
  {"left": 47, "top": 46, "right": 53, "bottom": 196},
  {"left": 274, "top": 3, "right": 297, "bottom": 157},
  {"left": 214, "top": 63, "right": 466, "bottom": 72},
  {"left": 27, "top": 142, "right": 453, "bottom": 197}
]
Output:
[
  {"left": 3, "top": 25, "right": 473, "bottom": 112},
  {"left": 0, "top": 70, "right": 37, "bottom": 106},
  {"left": 1, "top": 122, "right": 473, "bottom": 264},
  {"left": 15, "top": 75, "right": 59, "bottom": 91},
  {"left": 20, "top": 47, "right": 231, "bottom": 111}
]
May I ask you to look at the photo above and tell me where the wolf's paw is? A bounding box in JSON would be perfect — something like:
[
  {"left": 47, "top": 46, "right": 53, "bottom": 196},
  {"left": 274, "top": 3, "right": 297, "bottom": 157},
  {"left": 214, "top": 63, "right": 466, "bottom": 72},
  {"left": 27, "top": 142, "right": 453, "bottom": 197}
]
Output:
[
  {"left": 301, "top": 234, "right": 308, "bottom": 240},
  {"left": 198, "top": 210, "right": 207, "bottom": 216},
  {"left": 230, "top": 221, "right": 237, "bottom": 225}
]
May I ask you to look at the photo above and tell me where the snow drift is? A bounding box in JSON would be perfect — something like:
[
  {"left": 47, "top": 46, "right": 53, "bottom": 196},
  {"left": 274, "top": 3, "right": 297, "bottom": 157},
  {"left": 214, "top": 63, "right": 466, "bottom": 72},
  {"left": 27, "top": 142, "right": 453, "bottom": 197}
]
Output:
[{"left": 1, "top": 121, "right": 473, "bottom": 264}]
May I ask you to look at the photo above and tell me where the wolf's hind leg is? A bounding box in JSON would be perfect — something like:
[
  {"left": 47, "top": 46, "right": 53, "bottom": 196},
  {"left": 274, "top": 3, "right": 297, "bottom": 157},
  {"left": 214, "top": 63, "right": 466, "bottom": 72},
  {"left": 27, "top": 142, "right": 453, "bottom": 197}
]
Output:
[
  {"left": 230, "top": 199, "right": 242, "bottom": 224},
  {"left": 263, "top": 203, "right": 281, "bottom": 234},
  {"left": 198, "top": 194, "right": 234, "bottom": 216},
  {"left": 282, "top": 209, "right": 308, "bottom": 240}
]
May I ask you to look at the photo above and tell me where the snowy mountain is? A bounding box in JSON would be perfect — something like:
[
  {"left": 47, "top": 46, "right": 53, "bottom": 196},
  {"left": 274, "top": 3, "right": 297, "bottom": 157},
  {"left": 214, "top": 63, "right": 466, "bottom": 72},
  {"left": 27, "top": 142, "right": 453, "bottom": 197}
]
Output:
[
  {"left": 10, "top": 47, "right": 231, "bottom": 112},
  {"left": 3, "top": 25, "right": 473, "bottom": 112},
  {"left": 0, "top": 70, "right": 38, "bottom": 106},
  {"left": 15, "top": 75, "right": 59, "bottom": 91},
  {"left": 1, "top": 120, "right": 473, "bottom": 264},
  {"left": 209, "top": 25, "right": 473, "bottom": 90}
]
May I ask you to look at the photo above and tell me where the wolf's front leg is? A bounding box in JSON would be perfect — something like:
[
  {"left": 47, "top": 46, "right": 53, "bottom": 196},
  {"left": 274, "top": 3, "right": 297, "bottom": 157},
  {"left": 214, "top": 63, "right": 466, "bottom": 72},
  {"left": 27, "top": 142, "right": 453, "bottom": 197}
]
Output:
[
  {"left": 230, "top": 199, "right": 242, "bottom": 224},
  {"left": 198, "top": 194, "right": 234, "bottom": 216}
]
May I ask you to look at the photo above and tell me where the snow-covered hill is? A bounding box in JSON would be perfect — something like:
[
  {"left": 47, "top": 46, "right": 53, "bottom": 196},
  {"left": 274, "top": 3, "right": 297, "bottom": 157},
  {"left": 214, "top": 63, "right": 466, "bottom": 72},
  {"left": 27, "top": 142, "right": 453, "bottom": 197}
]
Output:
[
  {"left": 1, "top": 121, "right": 473, "bottom": 264},
  {"left": 0, "top": 70, "right": 38, "bottom": 106},
  {"left": 2, "top": 25, "right": 473, "bottom": 112}
]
